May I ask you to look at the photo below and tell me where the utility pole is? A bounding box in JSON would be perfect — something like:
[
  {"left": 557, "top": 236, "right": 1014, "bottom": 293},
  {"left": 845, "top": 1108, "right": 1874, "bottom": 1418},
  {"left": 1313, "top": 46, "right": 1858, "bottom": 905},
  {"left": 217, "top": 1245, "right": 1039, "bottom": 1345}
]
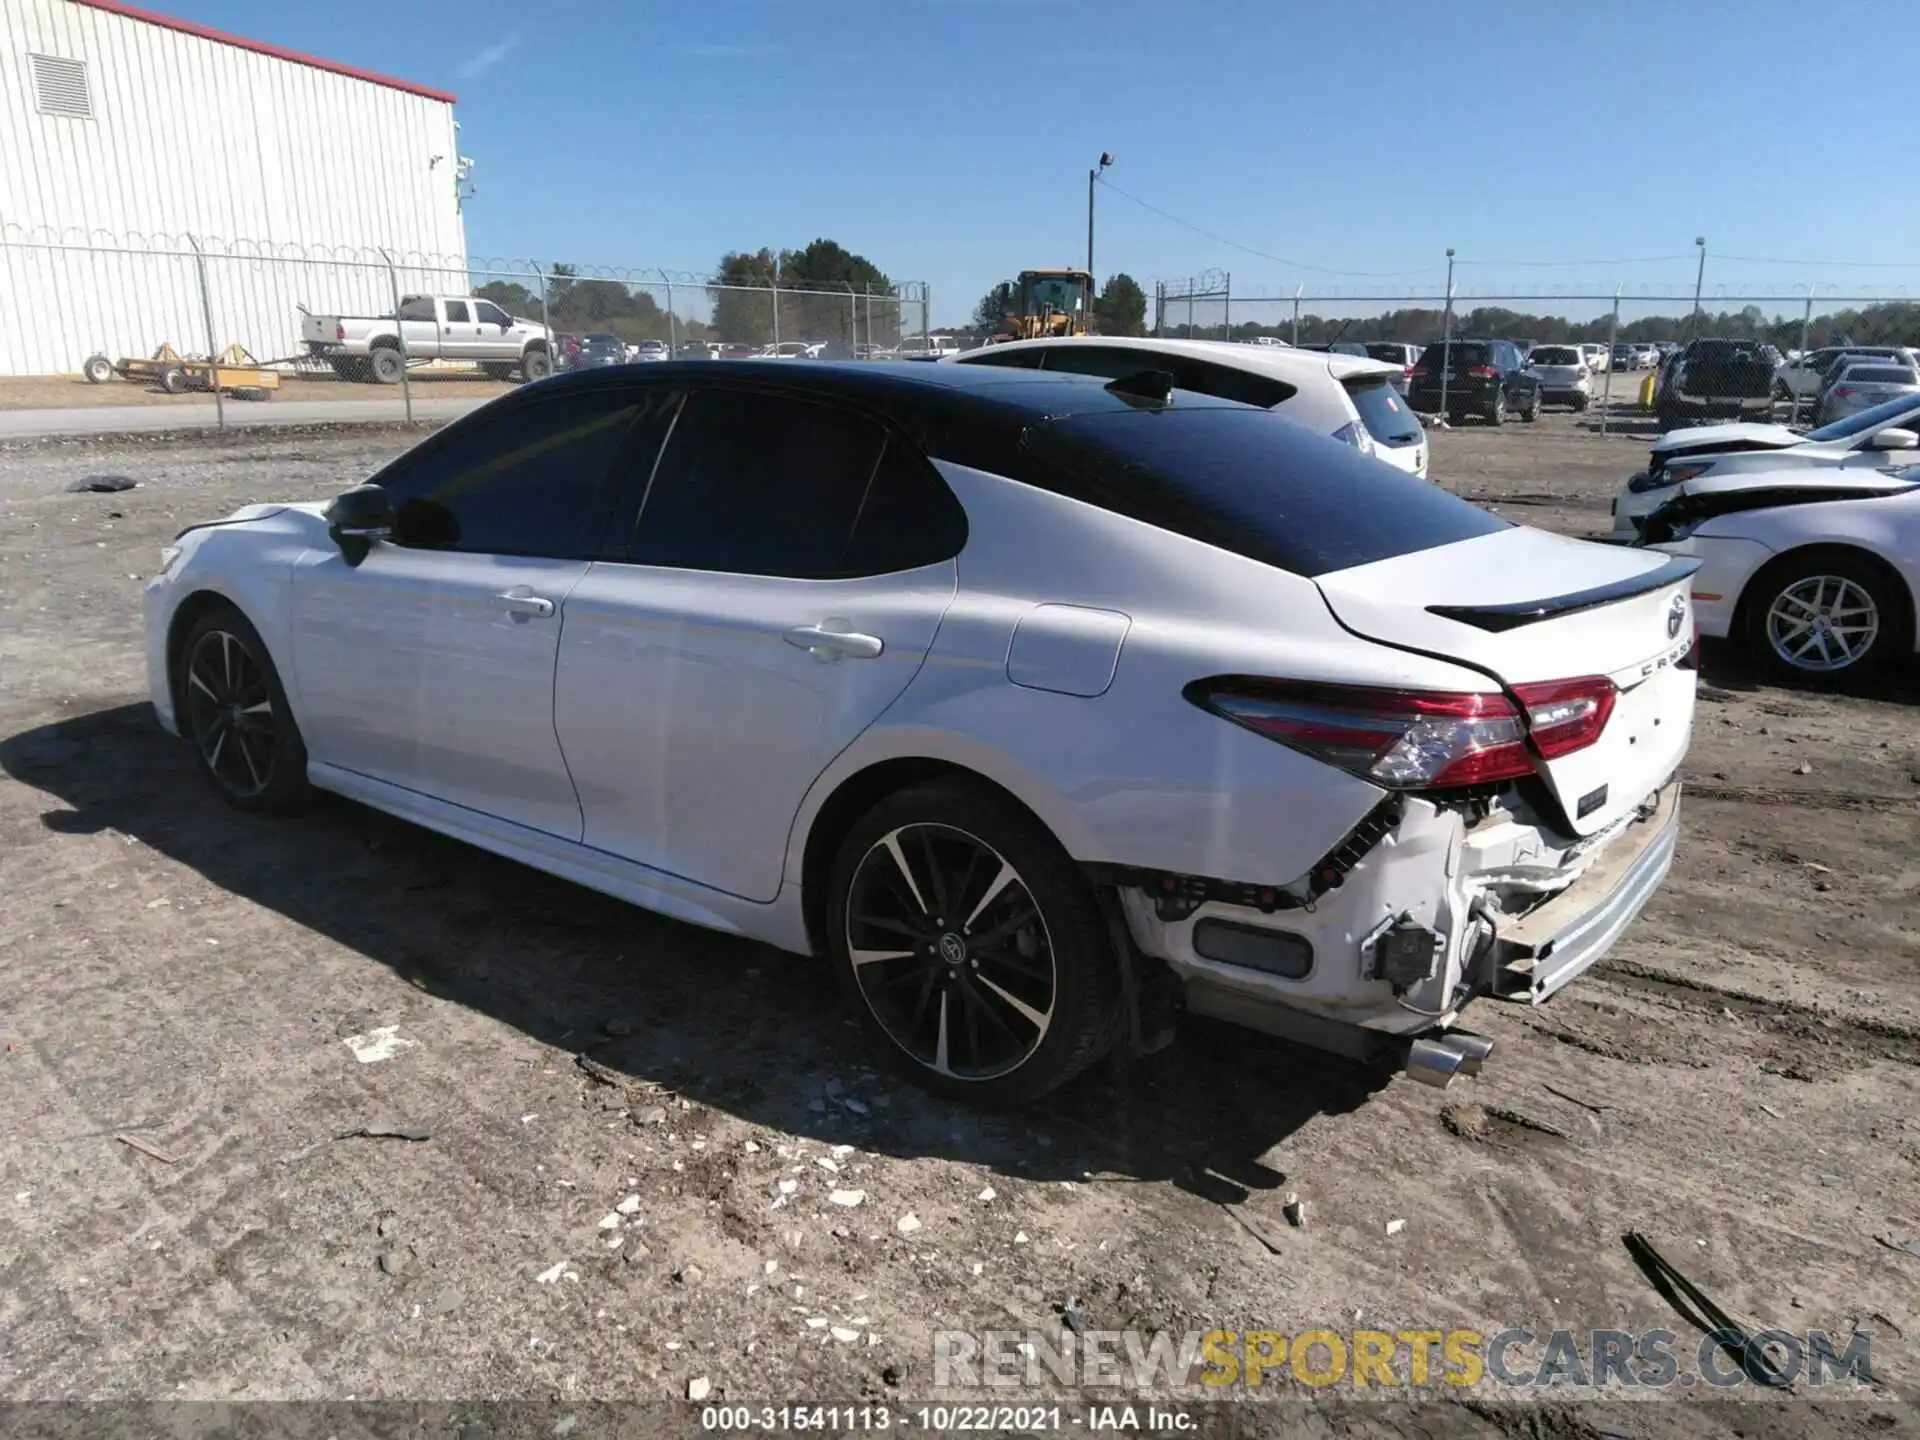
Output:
[
  {"left": 1691, "top": 236, "right": 1706, "bottom": 338},
  {"left": 1087, "top": 152, "right": 1113, "bottom": 281},
  {"left": 1438, "top": 248, "right": 1456, "bottom": 425}
]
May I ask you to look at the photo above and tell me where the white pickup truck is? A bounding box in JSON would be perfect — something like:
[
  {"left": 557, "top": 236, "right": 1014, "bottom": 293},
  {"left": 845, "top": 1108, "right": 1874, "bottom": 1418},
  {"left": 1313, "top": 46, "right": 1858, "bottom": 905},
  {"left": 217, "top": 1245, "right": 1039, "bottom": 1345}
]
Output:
[{"left": 300, "top": 295, "right": 554, "bottom": 384}]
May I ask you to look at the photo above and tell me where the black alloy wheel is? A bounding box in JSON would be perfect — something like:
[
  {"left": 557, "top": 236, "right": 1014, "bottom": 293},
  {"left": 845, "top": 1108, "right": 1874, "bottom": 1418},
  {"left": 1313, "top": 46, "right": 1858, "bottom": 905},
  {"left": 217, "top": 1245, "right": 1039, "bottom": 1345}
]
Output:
[
  {"left": 829, "top": 780, "right": 1121, "bottom": 1104},
  {"left": 177, "top": 607, "right": 309, "bottom": 812}
]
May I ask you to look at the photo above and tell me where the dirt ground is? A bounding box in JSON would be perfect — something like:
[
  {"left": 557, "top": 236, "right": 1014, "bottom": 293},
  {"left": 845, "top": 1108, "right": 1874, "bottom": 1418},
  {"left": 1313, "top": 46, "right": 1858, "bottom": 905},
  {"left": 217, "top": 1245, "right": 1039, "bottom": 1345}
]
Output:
[
  {"left": 0, "top": 408, "right": 1916, "bottom": 1435},
  {"left": 0, "top": 369, "right": 517, "bottom": 411}
]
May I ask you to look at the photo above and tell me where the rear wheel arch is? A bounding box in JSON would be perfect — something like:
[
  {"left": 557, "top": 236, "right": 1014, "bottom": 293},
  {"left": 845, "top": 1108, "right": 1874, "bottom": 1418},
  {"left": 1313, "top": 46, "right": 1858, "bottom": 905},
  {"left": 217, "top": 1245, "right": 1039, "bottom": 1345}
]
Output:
[
  {"left": 1732, "top": 542, "right": 1916, "bottom": 666},
  {"left": 798, "top": 757, "right": 1070, "bottom": 959}
]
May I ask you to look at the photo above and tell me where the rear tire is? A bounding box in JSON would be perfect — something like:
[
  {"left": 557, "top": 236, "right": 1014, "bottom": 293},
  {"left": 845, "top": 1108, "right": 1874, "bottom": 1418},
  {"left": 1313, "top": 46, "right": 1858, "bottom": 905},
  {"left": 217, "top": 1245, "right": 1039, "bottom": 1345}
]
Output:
[
  {"left": 481, "top": 362, "right": 514, "bottom": 380},
  {"left": 157, "top": 364, "right": 189, "bottom": 394},
  {"left": 520, "top": 347, "right": 553, "bottom": 382},
  {"left": 827, "top": 778, "right": 1122, "bottom": 1106},
  {"left": 369, "top": 346, "right": 405, "bottom": 385},
  {"left": 1521, "top": 393, "right": 1540, "bottom": 422},
  {"left": 83, "top": 353, "right": 114, "bottom": 385},
  {"left": 1486, "top": 390, "right": 1507, "bottom": 426},
  {"left": 174, "top": 604, "right": 311, "bottom": 813},
  {"left": 1741, "top": 548, "right": 1909, "bottom": 686},
  {"left": 1572, "top": 393, "right": 1590, "bottom": 412}
]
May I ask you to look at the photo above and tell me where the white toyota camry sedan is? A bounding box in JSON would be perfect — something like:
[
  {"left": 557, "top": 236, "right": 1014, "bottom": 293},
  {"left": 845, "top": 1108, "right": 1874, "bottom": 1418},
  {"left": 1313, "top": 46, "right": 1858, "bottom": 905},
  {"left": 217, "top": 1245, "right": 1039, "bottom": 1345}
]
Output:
[{"left": 145, "top": 362, "right": 1695, "bottom": 1103}]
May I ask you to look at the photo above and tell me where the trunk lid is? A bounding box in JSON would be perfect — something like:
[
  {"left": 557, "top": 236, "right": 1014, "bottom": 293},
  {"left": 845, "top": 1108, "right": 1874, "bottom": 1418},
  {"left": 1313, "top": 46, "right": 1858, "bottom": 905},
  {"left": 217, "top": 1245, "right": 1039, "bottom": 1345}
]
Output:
[{"left": 1314, "top": 528, "right": 1697, "bottom": 835}]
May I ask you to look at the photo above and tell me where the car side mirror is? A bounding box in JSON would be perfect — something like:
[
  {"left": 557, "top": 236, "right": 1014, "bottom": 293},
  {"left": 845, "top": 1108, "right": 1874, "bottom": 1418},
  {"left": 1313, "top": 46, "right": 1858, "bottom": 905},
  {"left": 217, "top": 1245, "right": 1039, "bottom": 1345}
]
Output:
[
  {"left": 1870, "top": 427, "right": 1918, "bottom": 451},
  {"left": 324, "top": 483, "right": 393, "bottom": 566}
]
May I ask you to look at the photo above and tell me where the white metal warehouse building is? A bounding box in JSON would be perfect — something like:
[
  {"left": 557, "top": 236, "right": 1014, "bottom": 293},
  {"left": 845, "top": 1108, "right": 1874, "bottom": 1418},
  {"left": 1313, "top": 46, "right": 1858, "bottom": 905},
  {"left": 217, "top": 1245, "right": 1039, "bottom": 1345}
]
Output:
[{"left": 0, "top": 0, "right": 469, "bottom": 375}]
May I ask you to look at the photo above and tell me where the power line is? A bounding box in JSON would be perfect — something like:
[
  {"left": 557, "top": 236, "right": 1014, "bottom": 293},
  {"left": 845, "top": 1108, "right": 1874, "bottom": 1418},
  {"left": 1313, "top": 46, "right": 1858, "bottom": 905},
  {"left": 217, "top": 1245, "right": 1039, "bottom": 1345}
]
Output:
[
  {"left": 1093, "top": 177, "right": 1441, "bottom": 279},
  {"left": 1454, "top": 254, "right": 1695, "bottom": 267},
  {"left": 1712, "top": 253, "right": 1920, "bottom": 269}
]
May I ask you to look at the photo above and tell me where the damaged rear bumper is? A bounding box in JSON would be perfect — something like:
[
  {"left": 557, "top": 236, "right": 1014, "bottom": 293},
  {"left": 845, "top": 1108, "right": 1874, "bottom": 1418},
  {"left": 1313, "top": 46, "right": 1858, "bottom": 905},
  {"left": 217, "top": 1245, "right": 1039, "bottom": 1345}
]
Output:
[
  {"left": 1486, "top": 782, "right": 1681, "bottom": 1004},
  {"left": 1114, "top": 778, "right": 1685, "bottom": 1074}
]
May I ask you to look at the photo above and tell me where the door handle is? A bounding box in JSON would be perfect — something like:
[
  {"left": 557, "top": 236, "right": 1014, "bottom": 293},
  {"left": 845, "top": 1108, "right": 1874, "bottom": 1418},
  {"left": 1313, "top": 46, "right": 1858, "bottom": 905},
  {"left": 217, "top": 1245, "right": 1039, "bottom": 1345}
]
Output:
[
  {"left": 497, "top": 587, "right": 555, "bottom": 618},
  {"left": 784, "top": 621, "right": 883, "bottom": 661}
]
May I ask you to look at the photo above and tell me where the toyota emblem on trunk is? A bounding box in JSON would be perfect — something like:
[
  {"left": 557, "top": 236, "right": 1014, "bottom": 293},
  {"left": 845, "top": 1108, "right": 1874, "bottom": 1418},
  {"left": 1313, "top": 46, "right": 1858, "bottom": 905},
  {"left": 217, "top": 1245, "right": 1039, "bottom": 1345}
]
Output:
[{"left": 1667, "top": 594, "right": 1687, "bottom": 639}]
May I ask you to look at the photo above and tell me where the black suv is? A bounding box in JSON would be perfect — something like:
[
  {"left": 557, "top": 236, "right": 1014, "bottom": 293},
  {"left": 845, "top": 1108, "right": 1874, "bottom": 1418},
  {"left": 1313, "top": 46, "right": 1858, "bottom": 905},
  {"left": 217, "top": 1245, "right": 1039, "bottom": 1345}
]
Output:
[{"left": 1408, "top": 339, "right": 1541, "bottom": 425}]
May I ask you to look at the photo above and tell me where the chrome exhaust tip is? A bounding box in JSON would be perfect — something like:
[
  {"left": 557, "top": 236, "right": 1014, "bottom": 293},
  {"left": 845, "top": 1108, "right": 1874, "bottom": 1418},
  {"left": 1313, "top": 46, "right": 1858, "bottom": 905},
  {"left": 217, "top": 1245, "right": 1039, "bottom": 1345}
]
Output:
[
  {"left": 1405, "top": 1036, "right": 1465, "bottom": 1089},
  {"left": 1438, "top": 1030, "right": 1494, "bottom": 1077}
]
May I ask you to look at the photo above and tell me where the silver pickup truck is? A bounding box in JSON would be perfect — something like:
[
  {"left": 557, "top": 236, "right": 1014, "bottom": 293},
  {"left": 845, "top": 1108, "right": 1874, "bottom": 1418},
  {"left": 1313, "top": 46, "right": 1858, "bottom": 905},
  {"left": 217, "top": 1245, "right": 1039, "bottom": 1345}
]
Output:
[{"left": 300, "top": 295, "right": 554, "bottom": 384}]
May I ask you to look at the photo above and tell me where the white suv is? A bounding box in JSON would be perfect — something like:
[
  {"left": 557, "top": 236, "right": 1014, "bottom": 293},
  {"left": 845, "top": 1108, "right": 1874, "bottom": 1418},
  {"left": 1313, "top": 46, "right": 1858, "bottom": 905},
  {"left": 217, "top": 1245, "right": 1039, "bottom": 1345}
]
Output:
[{"left": 947, "top": 336, "right": 1429, "bottom": 479}]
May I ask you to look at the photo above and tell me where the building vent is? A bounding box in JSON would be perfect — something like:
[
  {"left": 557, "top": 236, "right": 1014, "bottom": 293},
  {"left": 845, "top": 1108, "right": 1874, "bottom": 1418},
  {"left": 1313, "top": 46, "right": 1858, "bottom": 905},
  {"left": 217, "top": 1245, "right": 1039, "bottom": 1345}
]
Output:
[{"left": 30, "top": 54, "right": 94, "bottom": 120}]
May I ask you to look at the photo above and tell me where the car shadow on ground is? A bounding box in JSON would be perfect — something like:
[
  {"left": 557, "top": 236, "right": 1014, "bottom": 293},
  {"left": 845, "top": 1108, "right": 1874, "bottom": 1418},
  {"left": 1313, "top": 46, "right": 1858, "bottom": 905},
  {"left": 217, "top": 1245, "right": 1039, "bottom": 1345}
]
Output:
[{"left": 1, "top": 703, "right": 1390, "bottom": 1203}]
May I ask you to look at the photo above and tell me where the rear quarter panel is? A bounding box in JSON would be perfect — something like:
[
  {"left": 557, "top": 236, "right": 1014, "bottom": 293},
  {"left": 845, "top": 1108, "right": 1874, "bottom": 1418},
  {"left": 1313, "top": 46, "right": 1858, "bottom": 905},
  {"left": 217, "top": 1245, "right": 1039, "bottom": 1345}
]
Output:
[{"left": 787, "top": 461, "right": 1504, "bottom": 889}]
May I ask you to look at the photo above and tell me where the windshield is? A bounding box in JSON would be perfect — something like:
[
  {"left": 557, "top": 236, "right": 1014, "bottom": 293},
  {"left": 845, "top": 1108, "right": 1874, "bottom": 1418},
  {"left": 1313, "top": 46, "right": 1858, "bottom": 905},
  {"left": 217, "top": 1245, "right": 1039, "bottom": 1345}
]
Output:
[
  {"left": 1805, "top": 392, "right": 1920, "bottom": 441},
  {"left": 1530, "top": 347, "right": 1580, "bottom": 365},
  {"left": 1023, "top": 276, "right": 1085, "bottom": 315}
]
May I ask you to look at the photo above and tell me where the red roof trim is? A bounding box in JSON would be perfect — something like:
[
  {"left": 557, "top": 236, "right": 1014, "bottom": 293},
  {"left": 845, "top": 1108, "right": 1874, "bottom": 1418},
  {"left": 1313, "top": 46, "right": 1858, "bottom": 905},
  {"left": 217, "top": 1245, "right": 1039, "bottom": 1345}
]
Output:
[{"left": 69, "top": 0, "right": 459, "bottom": 104}]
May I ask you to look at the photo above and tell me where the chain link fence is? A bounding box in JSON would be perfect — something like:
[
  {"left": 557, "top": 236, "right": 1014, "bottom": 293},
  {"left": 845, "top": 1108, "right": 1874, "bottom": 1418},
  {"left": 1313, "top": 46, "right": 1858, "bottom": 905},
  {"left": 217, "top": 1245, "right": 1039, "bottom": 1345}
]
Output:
[{"left": 0, "top": 225, "right": 931, "bottom": 421}]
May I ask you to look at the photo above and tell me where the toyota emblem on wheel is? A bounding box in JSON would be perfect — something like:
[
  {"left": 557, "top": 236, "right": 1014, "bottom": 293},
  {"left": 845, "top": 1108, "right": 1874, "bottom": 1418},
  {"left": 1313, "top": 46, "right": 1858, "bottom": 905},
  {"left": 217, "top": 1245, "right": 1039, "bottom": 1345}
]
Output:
[{"left": 1667, "top": 594, "right": 1686, "bottom": 639}]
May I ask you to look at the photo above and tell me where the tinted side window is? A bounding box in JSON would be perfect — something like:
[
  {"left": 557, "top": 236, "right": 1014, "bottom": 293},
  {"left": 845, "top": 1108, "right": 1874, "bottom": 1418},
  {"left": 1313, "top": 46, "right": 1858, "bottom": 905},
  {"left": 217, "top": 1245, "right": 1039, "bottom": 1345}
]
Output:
[
  {"left": 630, "top": 388, "right": 886, "bottom": 577},
  {"left": 1040, "top": 347, "right": 1297, "bottom": 408},
  {"left": 399, "top": 297, "right": 436, "bottom": 322},
  {"left": 375, "top": 390, "right": 644, "bottom": 558},
  {"left": 475, "top": 301, "right": 510, "bottom": 327},
  {"left": 443, "top": 300, "right": 471, "bottom": 323},
  {"left": 842, "top": 438, "right": 969, "bottom": 574}
]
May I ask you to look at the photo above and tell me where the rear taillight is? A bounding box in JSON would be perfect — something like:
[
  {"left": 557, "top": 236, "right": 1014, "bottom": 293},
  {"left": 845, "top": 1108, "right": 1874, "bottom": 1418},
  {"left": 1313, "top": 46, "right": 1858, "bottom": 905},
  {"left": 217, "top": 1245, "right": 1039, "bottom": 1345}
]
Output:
[
  {"left": 1411, "top": 366, "right": 1430, "bottom": 379},
  {"left": 1187, "top": 677, "right": 1616, "bottom": 790},
  {"left": 1576, "top": 366, "right": 1590, "bottom": 379},
  {"left": 335, "top": 323, "right": 346, "bottom": 341},
  {"left": 1466, "top": 365, "right": 1497, "bottom": 379},
  {"left": 1509, "top": 677, "right": 1616, "bottom": 759},
  {"left": 1834, "top": 386, "right": 1855, "bottom": 401}
]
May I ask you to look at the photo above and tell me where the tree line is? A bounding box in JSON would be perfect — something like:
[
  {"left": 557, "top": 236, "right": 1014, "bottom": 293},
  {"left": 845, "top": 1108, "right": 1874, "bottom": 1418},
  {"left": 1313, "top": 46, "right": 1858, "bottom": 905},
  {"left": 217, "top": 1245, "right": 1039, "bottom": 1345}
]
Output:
[
  {"left": 1158, "top": 301, "right": 1920, "bottom": 350},
  {"left": 473, "top": 238, "right": 906, "bottom": 347}
]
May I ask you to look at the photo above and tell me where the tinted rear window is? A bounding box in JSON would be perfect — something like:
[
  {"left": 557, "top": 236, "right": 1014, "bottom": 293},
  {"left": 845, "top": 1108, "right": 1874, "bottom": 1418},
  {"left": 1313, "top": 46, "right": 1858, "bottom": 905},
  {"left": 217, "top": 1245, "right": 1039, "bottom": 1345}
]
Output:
[
  {"left": 1841, "top": 366, "right": 1916, "bottom": 385},
  {"left": 1343, "top": 378, "right": 1422, "bottom": 448},
  {"left": 1531, "top": 347, "right": 1581, "bottom": 365},
  {"left": 1019, "top": 406, "right": 1506, "bottom": 577},
  {"left": 1416, "top": 342, "right": 1489, "bottom": 368}
]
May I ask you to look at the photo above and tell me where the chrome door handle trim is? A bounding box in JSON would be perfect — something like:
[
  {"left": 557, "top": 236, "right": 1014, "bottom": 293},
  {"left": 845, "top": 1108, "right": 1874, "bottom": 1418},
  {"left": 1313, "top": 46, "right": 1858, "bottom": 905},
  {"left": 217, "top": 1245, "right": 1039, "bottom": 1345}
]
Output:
[
  {"left": 784, "top": 623, "right": 883, "bottom": 660},
  {"left": 498, "top": 590, "right": 555, "bottom": 618}
]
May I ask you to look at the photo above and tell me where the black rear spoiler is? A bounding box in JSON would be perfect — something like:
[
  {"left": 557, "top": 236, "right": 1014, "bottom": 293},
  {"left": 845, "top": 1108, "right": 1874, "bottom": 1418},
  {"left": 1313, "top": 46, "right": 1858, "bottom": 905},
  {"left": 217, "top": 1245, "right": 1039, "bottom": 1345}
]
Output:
[{"left": 1426, "top": 555, "right": 1700, "bottom": 633}]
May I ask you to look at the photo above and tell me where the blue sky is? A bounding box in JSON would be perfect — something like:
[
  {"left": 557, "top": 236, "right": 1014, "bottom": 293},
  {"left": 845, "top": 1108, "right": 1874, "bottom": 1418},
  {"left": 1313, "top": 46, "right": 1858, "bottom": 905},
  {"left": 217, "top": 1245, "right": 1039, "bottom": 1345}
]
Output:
[{"left": 160, "top": 0, "right": 1920, "bottom": 323}]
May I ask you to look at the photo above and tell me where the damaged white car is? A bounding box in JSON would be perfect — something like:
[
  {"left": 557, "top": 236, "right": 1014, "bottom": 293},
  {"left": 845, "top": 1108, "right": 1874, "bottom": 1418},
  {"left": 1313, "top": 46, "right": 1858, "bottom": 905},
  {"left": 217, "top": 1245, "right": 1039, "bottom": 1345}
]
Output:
[
  {"left": 143, "top": 361, "right": 1695, "bottom": 1104},
  {"left": 1637, "top": 463, "right": 1920, "bottom": 680}
]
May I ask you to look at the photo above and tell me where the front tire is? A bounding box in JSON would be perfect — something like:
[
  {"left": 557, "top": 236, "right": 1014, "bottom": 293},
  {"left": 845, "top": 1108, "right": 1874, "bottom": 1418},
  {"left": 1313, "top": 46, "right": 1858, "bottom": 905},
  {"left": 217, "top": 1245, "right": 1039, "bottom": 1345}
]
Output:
[
  {"left": 521, "top": 347, "right": 553, "bottom": 382},
  {"left": 175, "top": 605, "right": 310, "bottom": 812},
  {"left": 83, "top": 353, "right": 114, "bottom": 384},
  {"left": 1742, "top": 549, "right": 1908, "bottom": 685},
  {"left": 1521, "top": 392, "right": 1540, "bottom": 422},
  {"left": 1486, "top": 390, "right": 1507, "bottom": 426},
  {"left": 827, "top": 779, "right": 1121, "bottom": 1106}
]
